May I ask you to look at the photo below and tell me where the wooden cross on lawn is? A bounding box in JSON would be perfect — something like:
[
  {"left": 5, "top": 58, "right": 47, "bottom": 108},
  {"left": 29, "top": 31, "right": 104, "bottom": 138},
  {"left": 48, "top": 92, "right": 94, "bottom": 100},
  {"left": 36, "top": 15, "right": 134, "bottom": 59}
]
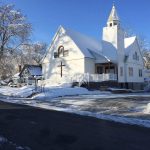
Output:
[{"left": 58, "top": 61, "right": 65, "bottom": 77}]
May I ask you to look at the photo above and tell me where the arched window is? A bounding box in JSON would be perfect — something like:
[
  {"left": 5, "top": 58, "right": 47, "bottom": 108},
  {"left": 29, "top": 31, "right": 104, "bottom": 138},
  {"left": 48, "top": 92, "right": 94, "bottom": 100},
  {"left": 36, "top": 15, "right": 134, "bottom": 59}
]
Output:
[
  {"left": 133, "top": 52, "right": 139, "bottom": 61},
  {"left": 58, "top": 46, "right": 64, "bottom": 57},
  {"left": 57, "top": 46, "right": 69, "bottom": 57}
]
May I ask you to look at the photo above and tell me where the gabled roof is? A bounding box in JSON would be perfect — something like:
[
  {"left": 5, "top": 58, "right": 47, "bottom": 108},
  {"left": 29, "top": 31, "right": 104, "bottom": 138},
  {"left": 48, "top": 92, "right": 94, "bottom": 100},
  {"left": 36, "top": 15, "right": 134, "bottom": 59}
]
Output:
[
  {"left": 101, "top": 40, "right": 118, "bottom": 63},
  {"left": 124, "top": 36, "right": 137, "bottom": 55},
  {"left": 43, "top": 26, "right": 118, "bottom": 64},
  {"left": 42, "top": 26, "right": 103, "bottom": 63},
  {"left": 19, "top": 65, "right": 42, "bottom": 77},
  {"left": 64, "top": 27, "right": 102, "bottom": 59},
  {"left": 108, "top": 5, "right": 119, "bottom": 22},
  {"left": 63, "top": 27, "right": 117, "bottom": 63},
  {"left": 125, "top": 36, "right": 136, "bottom": 48}
]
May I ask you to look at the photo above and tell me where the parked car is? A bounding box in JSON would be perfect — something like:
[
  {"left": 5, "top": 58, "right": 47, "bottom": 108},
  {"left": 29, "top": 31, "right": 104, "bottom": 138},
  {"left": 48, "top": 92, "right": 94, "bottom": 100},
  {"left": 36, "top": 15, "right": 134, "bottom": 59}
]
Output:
[{"left": 8, "top": 82, "right": 17, "bottom": 87}]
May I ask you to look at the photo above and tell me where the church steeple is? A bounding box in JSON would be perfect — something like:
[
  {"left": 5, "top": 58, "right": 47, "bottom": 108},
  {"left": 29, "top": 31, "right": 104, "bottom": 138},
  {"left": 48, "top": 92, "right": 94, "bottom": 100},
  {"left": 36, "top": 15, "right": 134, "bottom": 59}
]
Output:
[
  {"left": 103, "top": 4, "right": 124, "bottom": 52},
  {"left": 107, "top": 4, "right": 120, "bottom": 27}
]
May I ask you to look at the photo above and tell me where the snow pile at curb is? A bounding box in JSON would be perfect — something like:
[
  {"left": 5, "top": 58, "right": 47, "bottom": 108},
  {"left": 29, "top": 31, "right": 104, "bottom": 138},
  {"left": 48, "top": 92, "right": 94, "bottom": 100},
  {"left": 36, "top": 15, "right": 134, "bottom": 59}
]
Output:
[
  {"left": 77, "top": 110, "right": 150, "bottom": 128},
  {"left": 0, "top": 86, "right": 35, "bottom": 97},
  {"left": 0, "top": 85, "right": 105, "bottom": 99},
  {"left": 32, "top": 87, "right": 98, "bottom": 100},
  {"left": 144, "top": 103, "right": 150, "bottom": 114}
]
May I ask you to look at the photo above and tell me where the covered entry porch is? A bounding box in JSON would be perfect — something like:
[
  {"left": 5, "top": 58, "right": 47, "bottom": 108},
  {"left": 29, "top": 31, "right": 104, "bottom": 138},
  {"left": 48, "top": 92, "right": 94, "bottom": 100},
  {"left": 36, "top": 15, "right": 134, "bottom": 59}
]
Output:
[{"left": 95, "top": 63, "right": 118, "bottom": 81}]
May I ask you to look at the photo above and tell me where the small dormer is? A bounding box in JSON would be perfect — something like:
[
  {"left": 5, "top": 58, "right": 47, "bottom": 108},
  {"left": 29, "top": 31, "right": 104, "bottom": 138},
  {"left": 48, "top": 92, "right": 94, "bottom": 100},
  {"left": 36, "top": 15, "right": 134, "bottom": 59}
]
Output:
[{"left": 107, "top": 4, "right": 120, "bottom": 27}]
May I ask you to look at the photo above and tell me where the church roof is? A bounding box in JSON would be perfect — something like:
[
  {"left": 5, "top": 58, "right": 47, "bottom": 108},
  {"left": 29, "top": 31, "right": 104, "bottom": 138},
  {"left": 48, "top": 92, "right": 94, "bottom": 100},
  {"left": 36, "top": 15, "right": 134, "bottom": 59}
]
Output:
[
  {"left": 64, "top": 27, "right": 102, "bottom": 58},
  {"left": 108, "top": 5, "right": 119, "bottom": 22},
  {"left": 101, "top": 40, "right": 118, "bottom": 63},
  {"left": 124, "top": 36, "right": 137, "bottom": 55},
  {"left": 125, "top": 36, "right": 136, "bottom": 48},
  {"left": 64, "top": 27, "right": 117, "bottom": 63}
]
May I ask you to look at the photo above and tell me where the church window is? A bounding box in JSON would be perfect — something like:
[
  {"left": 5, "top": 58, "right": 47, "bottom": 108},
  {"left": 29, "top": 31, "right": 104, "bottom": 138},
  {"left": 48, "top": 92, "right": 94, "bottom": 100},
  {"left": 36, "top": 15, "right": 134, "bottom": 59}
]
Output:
[
  {"left": 120, "top": 67, "right": 123, "bottom": 76},
  {"left": 54, "top": 52, "right": 58, "bottom": 58},
  {"left": 58, "top": 46, "right": 64, "bottom": 57},
  {"left": 139, "top": 69, "right": 142, "bottom": 77},
  {"left": 135, "top": 52, "right": 138, "bottom": 60},
  {"left": 133, "top": 52, "right": 139, "bottom": 61},
  {"left": 57, "top": 46, "right": 69, "bottom": 57},
  {"left": 129, "top": 67, "right": 133, "bottom": 77},
  {"left": 110, "top": 23, "right": 112, "bottom": 27}
]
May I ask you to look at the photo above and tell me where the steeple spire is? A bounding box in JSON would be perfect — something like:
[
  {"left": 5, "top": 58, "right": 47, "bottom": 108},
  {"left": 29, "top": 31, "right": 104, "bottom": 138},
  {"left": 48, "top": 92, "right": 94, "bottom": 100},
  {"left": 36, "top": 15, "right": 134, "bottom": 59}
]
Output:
[{"left": 107, "top": 4, "right": 120, "bottom": 27}]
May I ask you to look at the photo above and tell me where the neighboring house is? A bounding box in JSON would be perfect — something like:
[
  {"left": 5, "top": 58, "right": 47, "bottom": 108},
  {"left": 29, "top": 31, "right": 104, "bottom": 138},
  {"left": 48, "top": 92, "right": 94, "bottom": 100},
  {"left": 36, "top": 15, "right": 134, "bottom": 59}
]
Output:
[
  {"left": 19, "top": 65, "right": 42, "bottom": 85},
  {"left": 42, "top": 5, "right": 144, "bottom": 90}
]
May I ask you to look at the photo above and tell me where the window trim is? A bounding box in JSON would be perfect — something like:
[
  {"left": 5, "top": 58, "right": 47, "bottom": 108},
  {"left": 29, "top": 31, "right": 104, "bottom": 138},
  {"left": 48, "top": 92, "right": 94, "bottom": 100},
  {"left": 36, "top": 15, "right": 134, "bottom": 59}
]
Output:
[
  {"left": 120, "top": 67, "right": 123, "bottom": 77},
  {"left": 133, "top": 51, "right": 139, "bottom": 61},
  {"left": 139, "top": 69, "right": 143, "bottom": 77},
  {"left": 129, "top": 67, "right": 133, "bottom": 77}
]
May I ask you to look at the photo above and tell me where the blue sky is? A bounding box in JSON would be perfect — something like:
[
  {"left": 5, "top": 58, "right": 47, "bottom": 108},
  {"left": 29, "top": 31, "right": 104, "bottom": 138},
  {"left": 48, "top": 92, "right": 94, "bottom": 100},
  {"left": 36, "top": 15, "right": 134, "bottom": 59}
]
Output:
[{"left": 3, "top": 0, "right": 150, "bottom": 44}]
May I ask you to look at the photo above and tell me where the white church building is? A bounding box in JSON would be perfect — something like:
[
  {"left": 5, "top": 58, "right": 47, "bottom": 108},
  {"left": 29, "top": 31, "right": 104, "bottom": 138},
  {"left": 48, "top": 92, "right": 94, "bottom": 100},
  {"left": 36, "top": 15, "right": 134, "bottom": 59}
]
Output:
[{"left": 42, "top": 5, "right": 144, "bottom": 90}]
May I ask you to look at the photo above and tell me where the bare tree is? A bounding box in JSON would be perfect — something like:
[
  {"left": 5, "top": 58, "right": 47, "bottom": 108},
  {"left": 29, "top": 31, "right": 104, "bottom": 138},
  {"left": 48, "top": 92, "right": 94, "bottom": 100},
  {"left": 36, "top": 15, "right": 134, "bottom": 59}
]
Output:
[
  {"left": 0, "top": 3, "right": 32, "bottom": 79},
  {"left": 124, "top": 26, "right": 149, "bottom": 49},
  {"left": 31, "top": 42, "right": 47, "bottom": 64},
  {"left": 14, "top": 42, "right": 47, "bottom": 67},
  {"left": 0, "top": 4, "right": 31, "bottom": 56},
  {"left": 136, "top": 35, "right": 150, "bottom": 69}
]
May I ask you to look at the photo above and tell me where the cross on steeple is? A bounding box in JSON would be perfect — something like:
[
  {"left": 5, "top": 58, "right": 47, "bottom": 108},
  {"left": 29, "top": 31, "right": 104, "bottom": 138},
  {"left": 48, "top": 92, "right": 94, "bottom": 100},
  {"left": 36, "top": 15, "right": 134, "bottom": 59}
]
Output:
[{"left": 58, "top": 62, "right": 65, "bottom": 77}]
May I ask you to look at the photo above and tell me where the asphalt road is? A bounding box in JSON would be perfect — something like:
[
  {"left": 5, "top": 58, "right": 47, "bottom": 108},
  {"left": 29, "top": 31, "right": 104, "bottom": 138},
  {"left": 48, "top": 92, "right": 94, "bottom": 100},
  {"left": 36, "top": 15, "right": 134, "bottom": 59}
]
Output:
[{"left": 0, "top": 100, "right": 149, "bottom": 150}]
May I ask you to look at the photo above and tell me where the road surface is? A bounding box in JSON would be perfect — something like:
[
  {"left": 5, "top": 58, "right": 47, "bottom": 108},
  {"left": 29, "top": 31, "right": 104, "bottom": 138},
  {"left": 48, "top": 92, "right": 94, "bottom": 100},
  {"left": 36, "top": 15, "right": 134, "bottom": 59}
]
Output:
[{"left": 0, "top": 100, "right": 149, "bottom": 150}]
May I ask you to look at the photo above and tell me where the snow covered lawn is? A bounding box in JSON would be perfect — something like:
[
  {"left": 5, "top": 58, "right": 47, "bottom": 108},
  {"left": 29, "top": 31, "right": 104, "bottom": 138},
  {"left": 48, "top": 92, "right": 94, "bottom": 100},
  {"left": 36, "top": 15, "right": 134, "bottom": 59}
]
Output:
[
  {"left": 32, "top": 87, "right": 104, "bottom": 100},
  {"left": 0, "top": 85, "right": 103, "bottom": 98}
]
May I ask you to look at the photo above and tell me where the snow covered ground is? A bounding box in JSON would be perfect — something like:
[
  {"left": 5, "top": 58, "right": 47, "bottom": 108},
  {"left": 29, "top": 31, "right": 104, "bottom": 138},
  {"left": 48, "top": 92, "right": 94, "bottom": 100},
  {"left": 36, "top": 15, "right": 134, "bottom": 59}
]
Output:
[
  {"left": 0, "top": 85, "right": 108, "bottom": 99},
  {"left": 0, "top": 86, "right": 35, "bottom": 97},
  {"left": 32, "top": 87, "right": 104, "bottom": 100},
  {"left": 0, "top": 86, "right": 150, "bottom": 128}
]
